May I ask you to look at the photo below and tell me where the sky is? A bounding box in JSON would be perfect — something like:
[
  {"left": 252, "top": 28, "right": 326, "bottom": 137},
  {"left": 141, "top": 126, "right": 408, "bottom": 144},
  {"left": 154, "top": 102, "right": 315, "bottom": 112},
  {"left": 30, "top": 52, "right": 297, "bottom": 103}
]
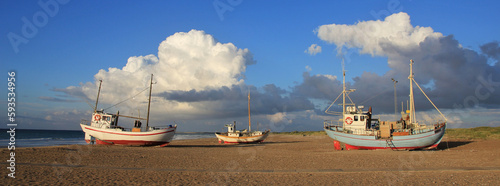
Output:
[{"left": 1, "top": 0, "right": 500, "bottom": 132}]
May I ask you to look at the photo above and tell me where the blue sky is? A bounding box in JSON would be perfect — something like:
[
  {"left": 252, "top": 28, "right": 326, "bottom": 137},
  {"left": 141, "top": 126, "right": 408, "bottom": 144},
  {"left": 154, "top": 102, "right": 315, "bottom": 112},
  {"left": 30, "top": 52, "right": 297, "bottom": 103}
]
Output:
[{"left": 2, "top": 1, "right": 500, "bottom": 131}]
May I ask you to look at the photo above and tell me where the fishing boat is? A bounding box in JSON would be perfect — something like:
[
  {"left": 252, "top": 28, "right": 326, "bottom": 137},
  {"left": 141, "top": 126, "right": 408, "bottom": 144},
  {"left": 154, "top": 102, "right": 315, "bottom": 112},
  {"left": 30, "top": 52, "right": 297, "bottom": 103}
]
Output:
[
  {"left": 215, "top": 92, "right": 270, "bottom": 144},
  {"left": 80, "top": 74, "right": 177, "bottom": 146},
  {"left": 324, "top": 59, "right": 447, "bottom": 150}
]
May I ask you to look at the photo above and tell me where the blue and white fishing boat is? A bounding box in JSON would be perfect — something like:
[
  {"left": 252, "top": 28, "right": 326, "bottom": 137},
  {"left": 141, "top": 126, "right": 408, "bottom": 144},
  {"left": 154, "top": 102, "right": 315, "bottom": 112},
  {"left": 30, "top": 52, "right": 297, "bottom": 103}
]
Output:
[{"left": 324, "top": 60, "right": 446, "bottom": 150}]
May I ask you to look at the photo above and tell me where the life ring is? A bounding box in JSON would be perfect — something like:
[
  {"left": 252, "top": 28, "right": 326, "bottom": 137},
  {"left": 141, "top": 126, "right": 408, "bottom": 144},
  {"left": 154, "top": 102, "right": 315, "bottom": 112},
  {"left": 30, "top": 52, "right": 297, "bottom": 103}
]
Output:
[
  {"left": 345, "top": 117, "right": 353, "bottom": 125},
  {"left": 94, "top": 114, "right": 101, "bottom": 121}
]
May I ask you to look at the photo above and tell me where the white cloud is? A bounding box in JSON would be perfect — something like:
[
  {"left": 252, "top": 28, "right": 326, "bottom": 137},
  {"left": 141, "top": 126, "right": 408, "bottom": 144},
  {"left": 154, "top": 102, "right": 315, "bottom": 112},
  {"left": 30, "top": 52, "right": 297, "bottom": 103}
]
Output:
[
  {"left": 305, "top": 44, "right": 322, "bottom": 55},
  {"left": 317, "top": 74, "right": 336, "bottom": 81},
  {"left": 305, "top": 65, "right": 312, "bottom": 72},
  {"left": 96, "top": 29, "right": 252, "bottom": 93},
  {"left": 316, "top": 12, "right": 443, "bottom": 56},
  {"left": 266, "top": 112, "right": 292, "bottom": 124},
  {"left": 68, "top": 29, "right": 255, "bottom": 119}
]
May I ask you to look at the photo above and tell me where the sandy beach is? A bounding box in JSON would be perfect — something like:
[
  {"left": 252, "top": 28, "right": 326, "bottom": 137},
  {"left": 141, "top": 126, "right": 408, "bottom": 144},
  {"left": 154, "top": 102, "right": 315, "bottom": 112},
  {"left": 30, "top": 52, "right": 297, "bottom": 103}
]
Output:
[{"left": 2, "top": 134, "right": 500, "bottom": 185}]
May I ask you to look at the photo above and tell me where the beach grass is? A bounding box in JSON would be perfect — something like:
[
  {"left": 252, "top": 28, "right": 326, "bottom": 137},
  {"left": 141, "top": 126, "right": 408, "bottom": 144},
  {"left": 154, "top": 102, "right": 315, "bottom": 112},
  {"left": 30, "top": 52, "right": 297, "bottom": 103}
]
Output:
[{"left": 445, "top": 126, "right": 500, "bottom": 140}]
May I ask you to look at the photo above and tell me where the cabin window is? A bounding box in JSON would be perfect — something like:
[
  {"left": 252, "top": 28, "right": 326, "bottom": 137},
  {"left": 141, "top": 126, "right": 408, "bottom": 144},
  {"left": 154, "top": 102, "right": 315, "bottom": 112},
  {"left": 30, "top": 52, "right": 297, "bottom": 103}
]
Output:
[
  {"left": 354, "top": 116, "right": 358, "bottom": 121},
  {"left": 102, "top": 116, "right": 110, "bottom": 121},
  {"left": 360, "top": 116, "right": 365, "bottom": 121}
]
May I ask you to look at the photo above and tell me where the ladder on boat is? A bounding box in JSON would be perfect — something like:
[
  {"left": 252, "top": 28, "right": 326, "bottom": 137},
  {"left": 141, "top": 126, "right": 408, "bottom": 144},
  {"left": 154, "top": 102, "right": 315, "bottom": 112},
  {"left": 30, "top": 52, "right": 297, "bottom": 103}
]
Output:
[{"left": 386, "top": 139, "right": 397, "bottom": 150}]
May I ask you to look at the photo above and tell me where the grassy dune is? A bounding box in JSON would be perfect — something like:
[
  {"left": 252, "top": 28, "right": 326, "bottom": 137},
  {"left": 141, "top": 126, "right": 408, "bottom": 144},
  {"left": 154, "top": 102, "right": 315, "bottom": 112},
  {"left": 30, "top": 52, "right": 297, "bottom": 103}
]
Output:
[
  {"left": 273, "top": 126, "right": 500, "bottom": 140},
  {"left": 445, "top": 126, "right": 500, "bottom": 140}
]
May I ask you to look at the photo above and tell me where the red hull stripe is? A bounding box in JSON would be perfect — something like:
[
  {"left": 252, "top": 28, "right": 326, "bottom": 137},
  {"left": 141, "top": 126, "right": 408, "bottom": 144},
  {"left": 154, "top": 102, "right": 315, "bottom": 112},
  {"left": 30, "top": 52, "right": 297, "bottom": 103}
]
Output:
[{"left": 84, "top": 127, "right": 175, "bottom": 136}]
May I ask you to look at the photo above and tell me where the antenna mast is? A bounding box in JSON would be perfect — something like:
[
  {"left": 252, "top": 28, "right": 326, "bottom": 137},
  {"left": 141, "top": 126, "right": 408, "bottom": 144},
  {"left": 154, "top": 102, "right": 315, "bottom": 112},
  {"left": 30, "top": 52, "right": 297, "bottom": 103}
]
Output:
[
  {"left": 94, "top": 80, "right": 102, "bottom": 113},
  {"left": 248, "top": 91, "right": 251, "bottom": 132},
  {"left": 146, "top": 74, "right": 153, "bottom": 129},
  {"left": 392, "top": 78, "right": 398, "bottom": 120},
  {"left": 409, "top": 60, "right": 416, "bottom": 124},
  {"left": 342, "top": 58, "right": 346, "bottom": 119}
]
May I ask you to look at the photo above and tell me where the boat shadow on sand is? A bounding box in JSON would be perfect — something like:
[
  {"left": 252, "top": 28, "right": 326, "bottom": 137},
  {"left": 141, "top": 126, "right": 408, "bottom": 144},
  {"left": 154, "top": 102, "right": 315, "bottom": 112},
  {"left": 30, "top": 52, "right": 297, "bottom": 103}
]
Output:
[{"left": 436, "top": 140, "right": 473, "bottom": 150}]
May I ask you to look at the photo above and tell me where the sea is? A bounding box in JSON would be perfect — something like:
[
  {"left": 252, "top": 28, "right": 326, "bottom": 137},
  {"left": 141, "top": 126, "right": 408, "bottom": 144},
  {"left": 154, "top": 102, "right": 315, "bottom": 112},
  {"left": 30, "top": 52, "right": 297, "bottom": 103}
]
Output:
[{"left": 1, "top": 129, "right": 214, "bottom": 148}]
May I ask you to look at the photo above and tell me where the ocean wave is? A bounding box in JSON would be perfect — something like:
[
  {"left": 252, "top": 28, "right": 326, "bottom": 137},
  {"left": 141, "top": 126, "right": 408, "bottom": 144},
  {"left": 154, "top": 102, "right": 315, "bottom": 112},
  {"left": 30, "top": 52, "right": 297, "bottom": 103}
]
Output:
[{"left": 0, "top": 131, "right": 214, "bottom": 147}]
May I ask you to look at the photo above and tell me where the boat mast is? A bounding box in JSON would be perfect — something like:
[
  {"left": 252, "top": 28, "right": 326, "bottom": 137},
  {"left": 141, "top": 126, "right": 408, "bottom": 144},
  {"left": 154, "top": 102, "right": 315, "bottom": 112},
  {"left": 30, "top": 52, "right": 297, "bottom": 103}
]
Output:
[
  {"left": 146, "top": 74, "right": 153, "bottom": 129},
  {"left": 94, "top": 80, "right": 102, "bottom": 113},
  {"left": 392, "top": 78, "right": 398, "bottom": 120},
  {"left": 408, "top": 59, "right": 416, "bottom": 124},
  {"left": 248, "top": 91, "right": 251, "bottom": 132},
  {"left": 342, "top": 59, "right": 346, "bottom": 122}
]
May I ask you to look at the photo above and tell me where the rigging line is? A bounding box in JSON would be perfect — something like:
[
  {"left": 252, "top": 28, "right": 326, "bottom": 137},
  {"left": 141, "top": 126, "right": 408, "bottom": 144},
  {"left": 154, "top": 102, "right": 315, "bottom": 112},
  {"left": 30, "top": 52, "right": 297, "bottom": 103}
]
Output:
[
  {"left": 325, "top": 92, "right": 343, "bottom": 114},
  {"left": 326, "top": 91, "right": 358, "bottom": 114},
  {"left": 359, "top": 90, "right": 387, "bottom": 105},
  {"left": 84, "top": 99, "right": 95, "bottom": 111},
  {"left": 102, "top": 87, "right": 150, "bottom": 111},
  {"left": 346, "top": 94, "right": 355, "bottom": 105},
  {"left": 412, "top": 79, "right": 448, "bottom": 121}
]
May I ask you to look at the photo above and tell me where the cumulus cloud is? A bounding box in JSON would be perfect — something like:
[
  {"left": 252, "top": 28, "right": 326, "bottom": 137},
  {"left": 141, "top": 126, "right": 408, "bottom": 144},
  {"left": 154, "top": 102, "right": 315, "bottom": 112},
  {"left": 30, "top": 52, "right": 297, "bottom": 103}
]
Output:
[
  {"left": 159, "top": 84, "right": 314, "bottom": 119},
  {"left": 55, "top": 29, "right": 314, "bottom": 126},
  {"left": 54, "top": 30, "right": 257, "bottom": 120},
  {"left": 317, "top": 12, "right": 443, "bottom": 56},
  {"left": 305, "top": 65, "right": 312, "bottom": 72},
  {"left": 305, "top": 44, "right": 322, "bottom": 55},
  {"left": 480, "top": 41, "right": 500, "bottom": 65},
  {"left": 92, "top": 29, "right": 254, "bottom": 97},
  {"left": 293, "top": 72, "right": 340, "bottom": 100},
  {"left": 309, "top": 12, "right": 500, "bottom": 124},
  {"left": 267, "top": 112, "right": 292, "bottom": 124}
]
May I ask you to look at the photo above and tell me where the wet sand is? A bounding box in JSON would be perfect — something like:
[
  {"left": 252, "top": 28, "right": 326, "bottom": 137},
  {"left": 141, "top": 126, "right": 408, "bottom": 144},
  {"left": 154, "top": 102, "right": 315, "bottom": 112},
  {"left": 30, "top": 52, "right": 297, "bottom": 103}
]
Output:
[{"left": 2, "top": 135, "right": 500, "bottom": 185}]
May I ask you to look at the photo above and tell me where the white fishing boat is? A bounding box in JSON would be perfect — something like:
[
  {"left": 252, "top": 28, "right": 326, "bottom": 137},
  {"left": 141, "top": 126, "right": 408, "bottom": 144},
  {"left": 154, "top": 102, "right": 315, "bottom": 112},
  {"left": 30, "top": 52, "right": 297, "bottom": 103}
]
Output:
[
  {"left": 215, "top": 92, "right": 270, "bottom": 144},
  {"left": 80, "top": 74, "right": 177, "bottom": 146},
  {"left": 324, "top": 59, "right": 447, "bottom": 150}
]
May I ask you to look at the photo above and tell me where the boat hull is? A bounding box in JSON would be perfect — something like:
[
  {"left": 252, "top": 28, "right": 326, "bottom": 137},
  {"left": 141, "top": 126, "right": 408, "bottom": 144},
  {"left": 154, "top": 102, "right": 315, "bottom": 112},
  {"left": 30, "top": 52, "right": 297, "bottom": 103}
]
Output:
[
  {"left": 215, "top": 131, "right": 270, "bottom": 144},
  {"left": 324, "top": 124, "right": 446, "bottom": 150},
  {"left": 80, "top": 124, "right": 176, "bottom": 146}
]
